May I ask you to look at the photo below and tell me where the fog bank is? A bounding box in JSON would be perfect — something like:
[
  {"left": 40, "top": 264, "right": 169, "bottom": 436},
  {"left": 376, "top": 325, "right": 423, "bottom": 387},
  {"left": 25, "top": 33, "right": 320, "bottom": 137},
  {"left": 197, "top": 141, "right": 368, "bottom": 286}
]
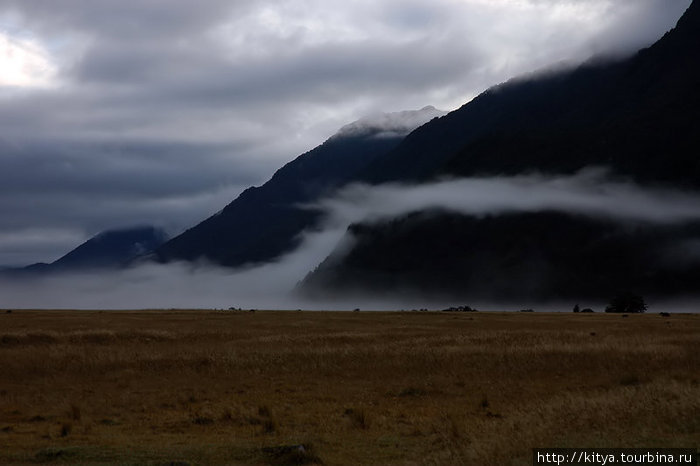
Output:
[{"left": 3, "top": 170, "right": 700, "bottom": 310}]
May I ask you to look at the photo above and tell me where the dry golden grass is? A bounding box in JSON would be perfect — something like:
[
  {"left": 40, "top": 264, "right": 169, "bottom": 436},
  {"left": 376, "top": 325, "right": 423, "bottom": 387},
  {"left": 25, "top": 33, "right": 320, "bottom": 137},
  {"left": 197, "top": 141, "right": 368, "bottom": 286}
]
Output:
[{"left": 0, "top": 309, "right": 698, "bottom": 465}]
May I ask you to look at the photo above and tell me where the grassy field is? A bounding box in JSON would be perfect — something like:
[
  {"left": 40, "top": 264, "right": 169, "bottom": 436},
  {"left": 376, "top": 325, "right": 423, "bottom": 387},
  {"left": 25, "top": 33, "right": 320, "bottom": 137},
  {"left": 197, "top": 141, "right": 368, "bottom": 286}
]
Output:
[{"left": 0, "top": 309, "right": 698, "bottom": 465}]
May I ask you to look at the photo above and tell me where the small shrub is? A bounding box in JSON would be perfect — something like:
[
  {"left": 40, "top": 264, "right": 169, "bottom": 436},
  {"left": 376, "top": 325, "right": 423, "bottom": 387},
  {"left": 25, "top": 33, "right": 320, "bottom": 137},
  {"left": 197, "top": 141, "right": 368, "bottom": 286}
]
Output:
[{"left": 60, "top": 423, "right": 72, "bottom": 437}]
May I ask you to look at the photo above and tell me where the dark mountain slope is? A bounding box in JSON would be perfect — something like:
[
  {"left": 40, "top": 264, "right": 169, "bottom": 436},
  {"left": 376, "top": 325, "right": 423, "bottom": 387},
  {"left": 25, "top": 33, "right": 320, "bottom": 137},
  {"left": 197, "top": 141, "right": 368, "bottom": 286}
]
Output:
[
  {"left": 155, "top": 107, "right": 444, "bottom": 267},
  {"left": 363, "top": 0, "right": 700, "bottom": 186},
  {"left": 302, "top": 211, "right": 700, "bottom": 301}
]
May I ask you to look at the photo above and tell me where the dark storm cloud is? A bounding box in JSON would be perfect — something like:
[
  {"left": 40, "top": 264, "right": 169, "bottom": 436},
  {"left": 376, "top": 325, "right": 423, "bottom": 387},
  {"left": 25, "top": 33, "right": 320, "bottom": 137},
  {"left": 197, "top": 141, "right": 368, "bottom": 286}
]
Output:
[{"left": 0, "top": 0, "right": 692, "bottom": 265}]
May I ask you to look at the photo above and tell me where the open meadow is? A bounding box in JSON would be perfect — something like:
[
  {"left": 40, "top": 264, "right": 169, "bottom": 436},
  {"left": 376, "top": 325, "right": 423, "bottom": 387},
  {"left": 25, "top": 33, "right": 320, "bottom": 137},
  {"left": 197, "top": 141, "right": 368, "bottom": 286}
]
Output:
[{"left": 0, "top": 309, "right": 698, "bottom": 465}]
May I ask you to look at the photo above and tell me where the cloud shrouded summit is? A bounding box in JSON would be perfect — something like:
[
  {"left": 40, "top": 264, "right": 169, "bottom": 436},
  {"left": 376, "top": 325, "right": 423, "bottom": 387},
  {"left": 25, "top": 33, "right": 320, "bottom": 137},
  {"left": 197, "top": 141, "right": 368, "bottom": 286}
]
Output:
[
  {"left": 0, "top": 0, "right": 692, "bottom": 265},
  {"left": 333, "top": 106, "right": 446, "bottom": 139}
]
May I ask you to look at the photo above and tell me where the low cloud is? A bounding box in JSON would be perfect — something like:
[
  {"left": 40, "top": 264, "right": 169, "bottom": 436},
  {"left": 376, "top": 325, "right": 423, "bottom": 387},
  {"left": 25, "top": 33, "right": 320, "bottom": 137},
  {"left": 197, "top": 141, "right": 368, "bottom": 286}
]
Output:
[
  {"left": 313, "top": 168, "right": 700, "bottom": 227},
  {"left": 4, "top": 169, "right": 700, "bottom": 310}
]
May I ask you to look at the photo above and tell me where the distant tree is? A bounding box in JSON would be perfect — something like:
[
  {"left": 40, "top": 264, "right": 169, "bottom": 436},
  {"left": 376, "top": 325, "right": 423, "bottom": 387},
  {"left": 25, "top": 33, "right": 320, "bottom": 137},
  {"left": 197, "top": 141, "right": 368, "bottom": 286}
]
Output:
[
  {"left": 573, "top": 304, "right": 580, "bottom": 313},
  {"left": 605, "top": 293, "right": 648, "bottom": 314}
]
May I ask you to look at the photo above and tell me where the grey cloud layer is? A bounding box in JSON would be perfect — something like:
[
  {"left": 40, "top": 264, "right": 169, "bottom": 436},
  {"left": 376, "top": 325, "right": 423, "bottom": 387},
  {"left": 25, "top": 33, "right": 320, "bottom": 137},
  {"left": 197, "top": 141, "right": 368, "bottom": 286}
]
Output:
[{"left": 0, "top": 0, "right": 692, "bottom": 265}]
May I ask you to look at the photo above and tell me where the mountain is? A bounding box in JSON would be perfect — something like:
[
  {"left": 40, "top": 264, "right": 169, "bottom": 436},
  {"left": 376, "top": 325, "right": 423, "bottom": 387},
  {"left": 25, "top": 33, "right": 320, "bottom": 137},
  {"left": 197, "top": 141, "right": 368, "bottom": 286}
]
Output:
[
  {"left": 301, "top": 2, "right": 700, "bottom": 301},
  {"left": 9, "top": 226, "right": 168, "bottom": 275},
  {"left": 154, "top": 106, "right": 445, "bottom": 267},
  {"left": 51, "top": 226, "right": 168, "bottom": 270},
  {"left": 362, "top": 0, "right": 700, "bottom": 186}
]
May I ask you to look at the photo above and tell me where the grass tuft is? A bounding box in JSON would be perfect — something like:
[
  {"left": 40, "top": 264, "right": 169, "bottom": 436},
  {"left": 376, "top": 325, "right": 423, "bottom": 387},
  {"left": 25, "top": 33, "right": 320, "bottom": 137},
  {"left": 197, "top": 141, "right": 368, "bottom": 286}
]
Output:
[{"left": 59, "top": 422, "right": 72, "bottom": 437}]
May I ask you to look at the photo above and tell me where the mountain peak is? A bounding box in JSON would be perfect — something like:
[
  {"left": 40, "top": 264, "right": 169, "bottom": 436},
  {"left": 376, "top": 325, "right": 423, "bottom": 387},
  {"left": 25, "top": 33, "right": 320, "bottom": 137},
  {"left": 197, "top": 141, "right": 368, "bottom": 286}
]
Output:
[
  {"left": 52, "top": 225, "right": 168, "bottom": 270},
  {"left": 657, "top": 0, "right": 700, "bottom": 46},
  {"left": 333, "top": 106, "right": 447, "bottom": 140}
]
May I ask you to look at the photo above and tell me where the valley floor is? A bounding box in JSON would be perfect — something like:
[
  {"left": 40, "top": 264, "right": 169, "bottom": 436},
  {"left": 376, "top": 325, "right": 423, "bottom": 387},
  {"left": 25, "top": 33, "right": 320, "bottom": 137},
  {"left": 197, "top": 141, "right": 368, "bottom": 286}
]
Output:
[{"left": 0, "top": 309, "right": 698, "bottom": 465}]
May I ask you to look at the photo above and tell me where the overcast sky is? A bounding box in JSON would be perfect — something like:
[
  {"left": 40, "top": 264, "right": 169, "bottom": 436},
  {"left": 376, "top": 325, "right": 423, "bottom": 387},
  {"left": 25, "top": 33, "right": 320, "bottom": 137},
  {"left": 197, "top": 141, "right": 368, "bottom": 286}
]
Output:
[{"left": 0, "top": 0, "right": 692, "bottom": 266}]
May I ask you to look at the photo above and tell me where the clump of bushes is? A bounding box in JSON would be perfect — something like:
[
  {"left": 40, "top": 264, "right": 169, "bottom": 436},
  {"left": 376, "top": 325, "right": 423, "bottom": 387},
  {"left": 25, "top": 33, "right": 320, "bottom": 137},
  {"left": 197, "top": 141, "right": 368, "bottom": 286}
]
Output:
[
  {"left": 442, "top": 306, "right": 477, "bottom": 312},
  {"left": 605, "top": 293, "right": 648, "bottom": 314}
]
